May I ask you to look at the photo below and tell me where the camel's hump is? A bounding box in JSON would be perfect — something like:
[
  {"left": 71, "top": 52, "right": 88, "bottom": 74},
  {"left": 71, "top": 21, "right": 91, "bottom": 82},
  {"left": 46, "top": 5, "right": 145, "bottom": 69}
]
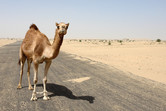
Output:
[{"left": 29, "top": 24, "right": 39, "bottom": 30}]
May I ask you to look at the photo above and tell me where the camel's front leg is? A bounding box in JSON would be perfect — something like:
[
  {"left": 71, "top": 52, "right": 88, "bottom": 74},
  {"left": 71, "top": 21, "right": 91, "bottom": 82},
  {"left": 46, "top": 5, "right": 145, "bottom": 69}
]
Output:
[
  {"left": 31, "top": 63, "right": 38, "bottom": 101},
  {"left": 43, "top": 61, "right": 51, "bottom": 100}
]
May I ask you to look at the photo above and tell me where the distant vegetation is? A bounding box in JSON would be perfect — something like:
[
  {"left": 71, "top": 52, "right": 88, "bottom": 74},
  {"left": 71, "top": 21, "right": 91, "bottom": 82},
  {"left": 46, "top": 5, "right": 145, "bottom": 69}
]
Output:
[
  {"left": 118, "top": 40, "right": 123, "bottom": 45},
  {"left": 79, "top": 40, "right": 82, "bottom": 42},
  {"left": 108, "top": 41, "right": 111, "bottom": 45},
  {"left": 156, "top": 39, "right": 161, "bottom": 42}
]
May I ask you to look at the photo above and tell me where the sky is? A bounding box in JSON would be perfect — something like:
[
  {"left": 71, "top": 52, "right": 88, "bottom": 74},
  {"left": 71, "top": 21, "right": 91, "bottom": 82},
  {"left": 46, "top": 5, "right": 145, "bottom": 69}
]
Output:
[{"left": 0, "top": 0, "right": 166, "bottom": 40}]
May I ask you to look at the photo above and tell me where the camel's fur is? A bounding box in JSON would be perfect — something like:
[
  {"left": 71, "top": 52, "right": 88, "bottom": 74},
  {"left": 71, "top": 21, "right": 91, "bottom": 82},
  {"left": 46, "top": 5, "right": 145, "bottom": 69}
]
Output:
[{"left": 17, "top": 22, "right": 69, "bottom": 101}]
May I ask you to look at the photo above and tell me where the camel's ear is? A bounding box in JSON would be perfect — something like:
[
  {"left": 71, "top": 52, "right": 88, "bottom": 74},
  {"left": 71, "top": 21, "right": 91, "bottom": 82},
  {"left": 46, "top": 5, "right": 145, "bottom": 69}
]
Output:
[
  {"left": 66, "top": 23, "right": 69, "bottom": 29},
  {"left": 56, "top": 23, "right": 59, "bottom": 26},
  {"left": 66, "top": 23, "right": 69, "bottom": 27}
]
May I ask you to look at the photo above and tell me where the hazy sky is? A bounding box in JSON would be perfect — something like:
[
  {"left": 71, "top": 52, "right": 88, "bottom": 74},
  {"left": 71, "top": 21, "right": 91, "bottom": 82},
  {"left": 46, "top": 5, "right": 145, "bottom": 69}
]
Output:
[{"left": 0, "top": 0, "right": 166, "bottom": 40}]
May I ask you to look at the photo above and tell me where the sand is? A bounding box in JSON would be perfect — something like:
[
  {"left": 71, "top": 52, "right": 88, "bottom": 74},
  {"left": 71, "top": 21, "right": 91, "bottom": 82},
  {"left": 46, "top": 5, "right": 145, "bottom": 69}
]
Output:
[
  {"left": 0, "top": 39, "right": 17, "bottom": 47},
  {"left": 61, "top": 39, "right": 166, "bottom": 84}
]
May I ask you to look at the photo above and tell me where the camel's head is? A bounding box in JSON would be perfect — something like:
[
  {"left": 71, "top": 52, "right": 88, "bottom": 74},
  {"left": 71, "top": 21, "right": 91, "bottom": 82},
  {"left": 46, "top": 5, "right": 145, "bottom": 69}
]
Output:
[{"left": 56, "top": 22, "right": 69, "bottom": 35}]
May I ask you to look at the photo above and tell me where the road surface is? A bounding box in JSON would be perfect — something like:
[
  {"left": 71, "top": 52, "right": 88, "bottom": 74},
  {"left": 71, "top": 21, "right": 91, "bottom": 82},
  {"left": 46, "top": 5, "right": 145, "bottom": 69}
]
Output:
[{"left": 0, "top": 41, "right": 166, "bottom": 111}]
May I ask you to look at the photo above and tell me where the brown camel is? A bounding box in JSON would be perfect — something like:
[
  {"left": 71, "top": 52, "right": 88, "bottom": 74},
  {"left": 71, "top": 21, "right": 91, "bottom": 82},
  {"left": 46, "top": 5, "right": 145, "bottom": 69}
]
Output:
[{"left": 17, "top": 22, "right": 69, "bottom": 101}]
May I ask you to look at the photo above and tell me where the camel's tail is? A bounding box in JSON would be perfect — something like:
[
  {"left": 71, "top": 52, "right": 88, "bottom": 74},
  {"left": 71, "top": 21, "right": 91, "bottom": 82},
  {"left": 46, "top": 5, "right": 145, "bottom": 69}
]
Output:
[{"left": 29, "top": 24, "right": 39, "bottom": 30}]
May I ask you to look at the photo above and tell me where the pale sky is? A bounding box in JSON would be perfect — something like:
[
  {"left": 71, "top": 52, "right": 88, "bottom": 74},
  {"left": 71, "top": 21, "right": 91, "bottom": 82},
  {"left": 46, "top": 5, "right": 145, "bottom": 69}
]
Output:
[{"left": 0, "top": 0, "right": 166, "bottom": 40}]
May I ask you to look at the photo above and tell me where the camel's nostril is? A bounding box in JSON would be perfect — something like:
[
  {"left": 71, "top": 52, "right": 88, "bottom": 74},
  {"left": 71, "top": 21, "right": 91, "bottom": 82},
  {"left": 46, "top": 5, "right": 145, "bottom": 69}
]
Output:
[{"left": 61, "top": 30, "right": 65, "bottom": 33}]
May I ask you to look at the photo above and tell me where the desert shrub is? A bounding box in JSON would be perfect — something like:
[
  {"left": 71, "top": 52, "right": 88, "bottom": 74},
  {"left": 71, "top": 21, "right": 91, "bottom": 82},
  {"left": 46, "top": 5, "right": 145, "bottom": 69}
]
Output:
[
  {"left": 156, "top": 39, "right": 161, "bottom": 42},
  {"left": 118, "top": 40, "right": 123, "bottom": 45},
  {"left": 79, "top": 40, "right": 82, "bottom": 42},
  {"left": 108, "top": 41, "right": 111, "bottom": 45}
]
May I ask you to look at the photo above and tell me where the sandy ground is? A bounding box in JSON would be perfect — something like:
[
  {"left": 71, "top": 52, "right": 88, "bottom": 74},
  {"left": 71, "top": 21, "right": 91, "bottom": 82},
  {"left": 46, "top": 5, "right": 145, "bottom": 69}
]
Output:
[
  {"left": 0, "top": 39, "right": 17, "bottom": 47},
  {"left": 61, "top": 39, "right": 166, "bottom": 84}
]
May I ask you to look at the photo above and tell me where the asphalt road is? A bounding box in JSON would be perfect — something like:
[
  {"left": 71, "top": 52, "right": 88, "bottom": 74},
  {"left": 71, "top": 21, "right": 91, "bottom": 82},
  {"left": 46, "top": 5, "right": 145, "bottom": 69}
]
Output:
[{"left": 0, "top": 41, "right": 166, "bottom": 111}]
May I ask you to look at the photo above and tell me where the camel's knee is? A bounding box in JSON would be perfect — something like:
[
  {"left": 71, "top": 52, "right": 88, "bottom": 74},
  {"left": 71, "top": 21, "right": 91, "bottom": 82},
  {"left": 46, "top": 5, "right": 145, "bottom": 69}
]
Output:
[
  {"left": 43, "top": 78, "right": 47, "bottom": 83},
  {"left": 34, "top": 79, "right": 38, "bottom": 84}
]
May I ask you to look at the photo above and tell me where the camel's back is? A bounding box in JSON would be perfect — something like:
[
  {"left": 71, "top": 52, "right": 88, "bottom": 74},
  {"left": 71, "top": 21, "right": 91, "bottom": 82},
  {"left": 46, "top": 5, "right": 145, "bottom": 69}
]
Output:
[{"left": 21, "top": 24, "right": 51, "bottom": 58}]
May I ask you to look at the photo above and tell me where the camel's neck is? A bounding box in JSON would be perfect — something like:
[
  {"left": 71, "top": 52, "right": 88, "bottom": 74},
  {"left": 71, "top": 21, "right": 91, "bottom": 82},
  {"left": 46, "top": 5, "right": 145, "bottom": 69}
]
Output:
[{"left": 51, "top": 30, "right": 64, "bottom": 59}]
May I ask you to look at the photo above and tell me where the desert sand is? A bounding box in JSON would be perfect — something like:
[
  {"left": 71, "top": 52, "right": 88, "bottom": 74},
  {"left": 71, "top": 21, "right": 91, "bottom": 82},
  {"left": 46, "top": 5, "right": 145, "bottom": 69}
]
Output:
[
  {"left": 61, "top": 39, "right": 166, "bottom": 84},
  {"left": 0, "top": 39, "right": 166, "bottom": 84},
  {"left": 0, "top": 39, "right": 17, "bottom": 47}
]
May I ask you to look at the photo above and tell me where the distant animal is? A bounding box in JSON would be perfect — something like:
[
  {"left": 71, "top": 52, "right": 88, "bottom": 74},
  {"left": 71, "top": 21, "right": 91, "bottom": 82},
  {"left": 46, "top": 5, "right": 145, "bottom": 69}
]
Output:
[{"left": 17, "top": 22, "right": 69, "bottom": 101}]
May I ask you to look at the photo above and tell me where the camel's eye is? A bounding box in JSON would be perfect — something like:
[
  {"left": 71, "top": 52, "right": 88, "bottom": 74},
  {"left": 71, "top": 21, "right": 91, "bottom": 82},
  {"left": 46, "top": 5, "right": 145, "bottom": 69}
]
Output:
[{"left": 57, "top": 26, "right": 59, "bottom": 29}]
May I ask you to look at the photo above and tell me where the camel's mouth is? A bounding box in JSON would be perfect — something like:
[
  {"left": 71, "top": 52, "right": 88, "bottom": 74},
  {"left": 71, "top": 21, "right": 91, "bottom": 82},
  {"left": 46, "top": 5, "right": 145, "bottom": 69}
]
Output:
[{"left": 59, "top": 30, "right": 67, "bottom": 35}]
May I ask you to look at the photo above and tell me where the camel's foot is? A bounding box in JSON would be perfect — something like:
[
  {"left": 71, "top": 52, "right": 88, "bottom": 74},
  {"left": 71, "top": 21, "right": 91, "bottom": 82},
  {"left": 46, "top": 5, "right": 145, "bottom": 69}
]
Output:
[
  {"left": 31, "top": 96, "right": 37, "bottom": 101},
  {"left": 17, "top": 84, "right": 22, "bottom": 89},
  {"left": 31, "top": 92, "right": 37, "bottom": 101},
  {"left": 43, "top": 96, "right": 50, "bottom": 100},
  {"left": 43, "top": 91, "right": 50, "bottom": 100},
  {"left": 28, "top": 85, "right": 33, "bottom": 90}
]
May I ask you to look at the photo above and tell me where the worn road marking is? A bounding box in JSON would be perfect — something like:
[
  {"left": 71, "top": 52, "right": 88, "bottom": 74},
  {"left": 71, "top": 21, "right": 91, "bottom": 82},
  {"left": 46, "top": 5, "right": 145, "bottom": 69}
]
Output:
[{"left": 64, "top": 77, "right": 91, "bottom": 83}]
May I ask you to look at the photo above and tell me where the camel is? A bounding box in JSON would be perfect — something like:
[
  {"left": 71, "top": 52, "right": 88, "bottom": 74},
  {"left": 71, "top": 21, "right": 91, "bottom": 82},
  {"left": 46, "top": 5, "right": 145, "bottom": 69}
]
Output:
[{"left": 17, "top": 22, "right": 69, "bottom": 101}]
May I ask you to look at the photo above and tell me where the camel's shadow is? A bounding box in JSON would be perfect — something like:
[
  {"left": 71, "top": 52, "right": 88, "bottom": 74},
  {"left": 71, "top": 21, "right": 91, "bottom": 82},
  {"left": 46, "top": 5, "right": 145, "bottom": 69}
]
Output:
[{"left": 36, "top": 83, "right": 95, "bottom": 103}]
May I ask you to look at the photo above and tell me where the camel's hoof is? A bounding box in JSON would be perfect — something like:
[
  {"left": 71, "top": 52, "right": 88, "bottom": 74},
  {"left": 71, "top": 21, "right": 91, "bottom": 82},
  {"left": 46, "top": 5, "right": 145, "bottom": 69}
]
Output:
[
  {"left": 28, "top": 86, "right": 34, "bottom": 90},
  {"left": 31, "top": 96, "right": 37, "bottom": 101},
  {"left": 17, "top": 84, "right": 22, "bottom": 89},
  {"left": 43, "top": 96, "right": 50, "bottom": 100}
]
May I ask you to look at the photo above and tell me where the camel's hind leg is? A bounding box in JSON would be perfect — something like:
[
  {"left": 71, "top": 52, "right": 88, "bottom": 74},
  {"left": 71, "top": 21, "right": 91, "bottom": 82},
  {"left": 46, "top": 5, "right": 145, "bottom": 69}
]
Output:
[
  {"left": 27, "top": 59, "right": 33, "bottom": 90},
  {"left": 17, "top": 56, "right": 26, "bottom": 89}
]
